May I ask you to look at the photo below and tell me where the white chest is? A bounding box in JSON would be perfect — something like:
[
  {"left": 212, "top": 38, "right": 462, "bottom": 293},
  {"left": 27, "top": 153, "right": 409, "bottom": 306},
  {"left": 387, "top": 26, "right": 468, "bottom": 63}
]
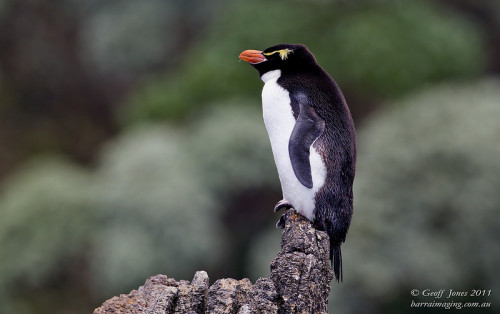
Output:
[
  {"left": 260, "top": 70, "right": 326, "bottom": 221},
  {"left": 261, "top": 71, "right": 296, "bottom": 152}
]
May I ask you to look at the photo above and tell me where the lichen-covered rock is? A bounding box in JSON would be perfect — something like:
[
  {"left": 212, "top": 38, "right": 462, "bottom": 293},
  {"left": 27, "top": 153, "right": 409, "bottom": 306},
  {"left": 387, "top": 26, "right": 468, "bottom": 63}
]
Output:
[
  {"left": 270, "top": 211, "right": 334, "bottom": 314},
  {"left": 245, "top": 278, "right": 278, "bottom": 313},
  {"left": 144, "top": 275, "right": 181, "bottom": 312},
  {"left": 205, "top": 278, "right": 252, "bottom": 313},
  {"left": 175, "top": 271, "right": 209, "bottom": 313},
  {"left": 94, "top": 211, "right": 333, "bottom": 313},
  {"left": 94, "top": 274, "right": 180, "bottom": 314}
]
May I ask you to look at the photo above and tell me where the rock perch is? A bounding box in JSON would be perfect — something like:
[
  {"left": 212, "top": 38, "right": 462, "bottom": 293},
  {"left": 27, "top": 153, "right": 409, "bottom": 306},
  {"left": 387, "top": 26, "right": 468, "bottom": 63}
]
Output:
[{"left": 94, "top": 211, "right": 334, "bottom": 313}]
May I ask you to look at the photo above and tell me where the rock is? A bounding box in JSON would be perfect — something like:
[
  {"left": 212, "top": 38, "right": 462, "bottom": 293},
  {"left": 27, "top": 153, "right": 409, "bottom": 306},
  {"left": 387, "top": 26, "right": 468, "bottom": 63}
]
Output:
[
  {"left": 94, "top": 274, "right": 180, "bottom": 314},
  {"left": 270, "top": 211, "right": 334, "bottom": 314},
  {"left": 245, "top": 278, "right": 278, "bottom": 313},
  {"left": 94, "top": 211, "right": 334, "bottom": 313},
  {"left": 175, "top": 271, "right": 209, "bottom": 313},
  {"left": 205, "top": 278, "right": 252, "bottom": 313}
]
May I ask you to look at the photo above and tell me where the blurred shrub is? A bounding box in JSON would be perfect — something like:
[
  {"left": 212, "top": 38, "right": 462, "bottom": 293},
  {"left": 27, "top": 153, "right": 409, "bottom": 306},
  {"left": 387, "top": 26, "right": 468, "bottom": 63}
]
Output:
[
  {"left": 79, "top": 0, "right": 218, "bottom": 77},
  {"left": 0, "top": 103, "right": 278, "bottom": 312},
  {"left": 0, "top": 158, "right": 95, "bottom": 285},
  {"left": 324, "top": 78, "right": 500, "bottom": 313},
  {"left": 327, "top": 1, "right": 485, "bottom": 98},
  {"left": 80, "top": 1, "right": 174, "bottom": 76},
  {"left": 121, "top": 0, "right": 324, "bottom": 123},
  {"left": 0, "top": 158, "right": 98, "bottom": 314},
  {"left": 90, "top": 125, "right": 226, "bottom": 294},
  {"left": 186, "top": 102, "right": 278, "bottom": 194},
  {"left": 123, "top": 0, "right": 485, "bottom": 124},
  {"left": 0, "top": 0, "right": 221, "bottom": 182},
  {"left": 246, "top": 226, "right": 281, "bottom": 281}
]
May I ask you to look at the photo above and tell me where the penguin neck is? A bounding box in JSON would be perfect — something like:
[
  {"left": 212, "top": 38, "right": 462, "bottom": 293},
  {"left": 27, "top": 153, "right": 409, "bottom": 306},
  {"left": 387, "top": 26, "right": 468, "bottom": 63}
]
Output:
[{"left": 261, "top": 70, "right": 282, "bottom": 83}]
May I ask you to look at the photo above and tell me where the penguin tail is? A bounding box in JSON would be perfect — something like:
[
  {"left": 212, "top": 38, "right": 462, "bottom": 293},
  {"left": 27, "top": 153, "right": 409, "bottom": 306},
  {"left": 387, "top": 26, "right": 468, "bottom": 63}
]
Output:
[{"left": 331, "top": 244, "right": 343, "bottom": 282}]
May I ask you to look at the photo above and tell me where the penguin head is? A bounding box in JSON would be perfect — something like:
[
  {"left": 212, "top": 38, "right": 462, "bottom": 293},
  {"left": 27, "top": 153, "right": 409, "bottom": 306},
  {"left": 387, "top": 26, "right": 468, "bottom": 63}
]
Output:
[{"left": 239, "top": 43, "right": 317, "bottom": 77}]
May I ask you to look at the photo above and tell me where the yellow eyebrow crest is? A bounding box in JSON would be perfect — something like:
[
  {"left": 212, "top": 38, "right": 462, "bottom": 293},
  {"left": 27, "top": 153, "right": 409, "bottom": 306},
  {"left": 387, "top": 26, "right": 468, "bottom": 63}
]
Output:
[{"left": 263, "top": 48, "right": 293, "bottom": 60}]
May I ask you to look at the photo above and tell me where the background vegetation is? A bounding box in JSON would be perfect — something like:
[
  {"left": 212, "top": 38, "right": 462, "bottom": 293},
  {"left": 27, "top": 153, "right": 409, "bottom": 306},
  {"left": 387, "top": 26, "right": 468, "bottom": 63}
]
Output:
[{"left": 0, "top": 0, "right": 498, "bottom": 313}]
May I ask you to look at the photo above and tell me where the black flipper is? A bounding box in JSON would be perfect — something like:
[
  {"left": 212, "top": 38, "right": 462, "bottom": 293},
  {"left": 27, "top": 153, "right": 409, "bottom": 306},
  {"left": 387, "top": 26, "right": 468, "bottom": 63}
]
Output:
[{"left": 288, "top": 94, "right": 325, "bottom": 188}]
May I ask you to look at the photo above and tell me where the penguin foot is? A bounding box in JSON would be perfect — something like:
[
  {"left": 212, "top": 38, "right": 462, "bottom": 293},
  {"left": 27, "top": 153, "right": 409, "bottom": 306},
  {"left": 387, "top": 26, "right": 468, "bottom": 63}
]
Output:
[
  {"left": 276, "top": 213, "right": 287, "bottom": 229},
  {"left": 274, "top": 199, "right": 293, "bottom": 213},
  {"left": 275, "top": 209, "right": 296, "bottom": 229}
]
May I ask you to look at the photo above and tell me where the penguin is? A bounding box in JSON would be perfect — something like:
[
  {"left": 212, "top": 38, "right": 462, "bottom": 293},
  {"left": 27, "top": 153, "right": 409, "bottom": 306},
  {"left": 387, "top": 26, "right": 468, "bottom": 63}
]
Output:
[{"left": 239, "top": 44, "right": 356, "bottom": 282}]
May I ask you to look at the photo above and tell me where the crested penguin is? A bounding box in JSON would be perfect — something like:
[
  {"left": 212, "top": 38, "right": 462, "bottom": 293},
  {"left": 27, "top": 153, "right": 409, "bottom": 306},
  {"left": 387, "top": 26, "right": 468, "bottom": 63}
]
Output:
[{"left": 239, "top": 44, "right": 356, "bottom": 282}]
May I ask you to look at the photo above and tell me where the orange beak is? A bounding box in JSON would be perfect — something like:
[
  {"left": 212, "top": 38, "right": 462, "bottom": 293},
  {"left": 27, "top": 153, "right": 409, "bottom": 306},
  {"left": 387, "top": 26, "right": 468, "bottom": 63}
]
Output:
[{"left": 239, "top": 49, "right": 266, "bottom": 64}]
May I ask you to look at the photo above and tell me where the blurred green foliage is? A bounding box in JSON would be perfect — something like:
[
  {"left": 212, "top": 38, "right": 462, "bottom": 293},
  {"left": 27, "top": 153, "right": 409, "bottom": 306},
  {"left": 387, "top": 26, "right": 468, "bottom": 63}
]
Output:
[
  {"left": 0, "top": 159, "right": 95, "bottom": 288},
  {"left": 186, "top": 102, "right": 278, "bottom": 193},
  {"left": 327, "top": 1, "right": 484, "bottom": 97},
  {"left": 89, "top": 125, "right": 226, "bottom": 294},
  {"left": 0, "top": 0, "right": 498, "bottom": 313},
  {"left": 0, "top": 159, "right": 99, "bottom": 313},
  {"left": 79, "top": 0, "right": 218, "bottom": 77},
  {"left": 0, "top": 104, "right": 277, "bottom": 313},
  {"left": 123, "top": 0, "right": 485, "bottom": 124},
  {"left": 329, "top": 78, "right": 500, "bottom": 313},
  {"left": 81, "top": 1, "right": 176, "bottom": 75}
]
